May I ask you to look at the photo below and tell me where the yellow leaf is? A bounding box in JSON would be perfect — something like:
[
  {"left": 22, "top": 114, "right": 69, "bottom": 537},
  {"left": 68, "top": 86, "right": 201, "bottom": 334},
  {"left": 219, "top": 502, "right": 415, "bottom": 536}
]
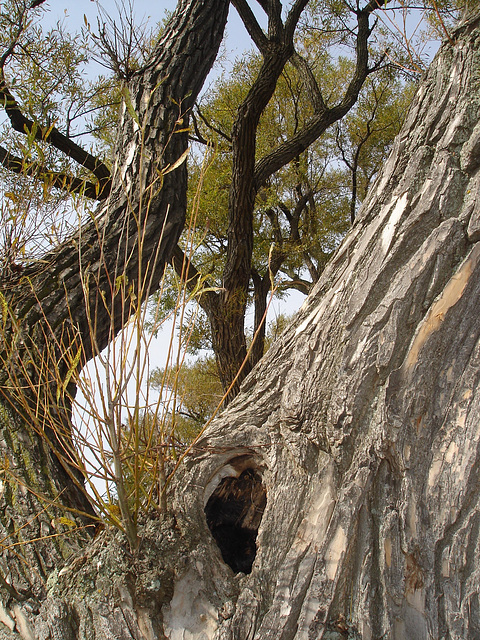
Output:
[
  {"left": 115, "top": 274, "right": 126, "bottom": 294},
  {"left": 107, "top": 504, "right": 121, "bottom": 518},
  {"left": 58, "top": 517, "right": 76, "bottom": 528},
  {"left": 0, "top": 292, "right": 8, "bottom": 326},
  {"left": 56, "top": 346, "right": 82, "bottom": 401},
  {"left": 163, "top": 147, "right": 190, "bottom": 175}
]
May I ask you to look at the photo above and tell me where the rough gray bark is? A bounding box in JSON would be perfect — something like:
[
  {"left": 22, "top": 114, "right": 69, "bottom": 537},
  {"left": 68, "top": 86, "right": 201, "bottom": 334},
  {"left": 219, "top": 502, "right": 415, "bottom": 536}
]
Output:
[{"left": 3, "top": 4, "right": 480, "bottom": 640}]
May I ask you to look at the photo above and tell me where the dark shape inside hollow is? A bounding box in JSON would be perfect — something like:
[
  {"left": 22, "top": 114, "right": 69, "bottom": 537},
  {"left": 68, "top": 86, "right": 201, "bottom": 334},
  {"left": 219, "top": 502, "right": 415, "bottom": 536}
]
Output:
[{"left": 205, "top": 468, "right": 267, "bottom": 574}]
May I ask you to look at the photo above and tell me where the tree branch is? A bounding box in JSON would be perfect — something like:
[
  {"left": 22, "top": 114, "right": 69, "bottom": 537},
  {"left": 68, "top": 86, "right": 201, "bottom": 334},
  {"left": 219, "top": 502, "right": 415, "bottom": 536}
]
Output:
[
  {"left": 291, "top": 51, "right": 325, "bottom": 113},
  {"left": 231, "top": 0, "right": 269, "bottom": 52},
  {"left": 339, "top": 9, "right": 371, "bottom": 110},
  {"left": 0, "top": 73, "right": 112, "bottom": 192},
  {"left": 265, "top": 207, "right": 284, "bottom": 244},
  {"left": 170, "top": 245, "right": 219, "bottom": 316},
  {"left": 254, "top": 8, "right": 373, "bottom": 189},
  {"left": 285, "top": 0, "right": 310, "bottom": 41},
  {"left": 190, "top": 110, "right": 209, "bottom": 145},
  {"left": 255, "top": 0, "right": 268, "bottom": 13},
  {"left": 278, "top": 277, "right": 310, "bottom": 295},
  {"left": 291, "top": 190, "right": 312, "bottom": 227},
  {"left": 254, "top": 109, "right": 331, "bottom": 188},
  {"left": 267, "top": 0, "right": 283, "bottom": 41},
  {"left": 30, "top": 0, "right": 49, "bottom": 8},
  {"left": 0, "top": 146, "right": 108, "bottom": 201},
  {"left": 195, "top": 104, "right": 232, "bottom": 143}
]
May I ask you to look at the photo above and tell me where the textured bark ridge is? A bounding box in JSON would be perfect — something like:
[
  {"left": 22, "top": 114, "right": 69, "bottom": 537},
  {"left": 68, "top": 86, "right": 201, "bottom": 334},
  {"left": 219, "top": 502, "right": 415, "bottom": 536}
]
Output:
[
  {"left": 8, "top": 0, "right": 229, "bottom": 362},
  {"left": 4, "top": 6, "right": 480, "bottom": 640}
]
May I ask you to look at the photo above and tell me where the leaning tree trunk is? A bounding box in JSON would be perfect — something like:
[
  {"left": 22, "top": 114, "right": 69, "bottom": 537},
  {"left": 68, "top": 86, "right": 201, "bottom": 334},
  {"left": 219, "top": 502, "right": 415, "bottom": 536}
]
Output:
[
  {"left": 5, "top": 4, "right": 480, "bottom": 640},
  {"left": 0, "top": 0, "right": 228, "bottom": 631}
]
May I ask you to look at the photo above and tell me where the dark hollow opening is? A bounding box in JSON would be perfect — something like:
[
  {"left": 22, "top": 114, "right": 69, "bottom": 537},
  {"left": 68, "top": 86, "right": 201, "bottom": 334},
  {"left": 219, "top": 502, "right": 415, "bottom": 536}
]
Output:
[{"left": 205, "top": 468, "right": 267, "bottom": 574}]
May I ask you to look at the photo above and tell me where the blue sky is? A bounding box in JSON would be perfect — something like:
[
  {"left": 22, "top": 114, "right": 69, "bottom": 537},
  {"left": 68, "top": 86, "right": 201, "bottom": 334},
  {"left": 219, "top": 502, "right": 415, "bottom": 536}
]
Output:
[{"left": 41, "top": 0, "right": 258, "bottom": 80}]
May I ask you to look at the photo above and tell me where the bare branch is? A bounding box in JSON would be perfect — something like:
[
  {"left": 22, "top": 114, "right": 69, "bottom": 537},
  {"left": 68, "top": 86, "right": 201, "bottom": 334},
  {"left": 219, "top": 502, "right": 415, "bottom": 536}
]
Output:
[
  {"left": 231, "top": 0, "right": 269, "bottom": 52},
  {"left": 0, "top": 146, "right": 108, "bottom": 201},
  {"left": 254, "top": 110, "right": 331, "bottom": 189},
  {"left": 89, "top": 0, "right": 155, "bottom": 80},
  {"left": 339, "top": 9, "right": 371, "bottom": 110},
  {"left": 277, "top": 277, "right": 310, "bottom": 295},
  {"left": 190, "top": 111, "right": 209, "bottom": 145},
  {"left": 254, "top": 0, "right": 268, "bottom": 13},
  {"left": 195, "top": 104, "right": 232, "bottom": 144}
]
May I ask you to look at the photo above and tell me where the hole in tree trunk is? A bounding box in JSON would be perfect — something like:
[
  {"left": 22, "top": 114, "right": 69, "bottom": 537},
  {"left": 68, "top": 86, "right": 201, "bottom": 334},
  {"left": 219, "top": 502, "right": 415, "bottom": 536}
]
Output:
[{"left": 205, "top": 467, "right": 267, "bottom": 574}]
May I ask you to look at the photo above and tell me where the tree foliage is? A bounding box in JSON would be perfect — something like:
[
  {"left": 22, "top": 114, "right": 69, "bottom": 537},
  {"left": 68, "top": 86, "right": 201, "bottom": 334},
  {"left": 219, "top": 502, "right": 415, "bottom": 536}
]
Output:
[
  {"left": 150, "top": 355, "right": 224, "bottom": 439},
  {"left": 162, "top": 57, "right": 415, "bottom": 386}
]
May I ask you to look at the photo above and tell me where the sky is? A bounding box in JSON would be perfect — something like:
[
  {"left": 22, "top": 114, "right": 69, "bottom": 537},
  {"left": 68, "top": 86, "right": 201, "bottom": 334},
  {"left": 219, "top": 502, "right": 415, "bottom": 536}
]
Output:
[{"left": 41, "top": 0, "right": 260, "bottom": 80}]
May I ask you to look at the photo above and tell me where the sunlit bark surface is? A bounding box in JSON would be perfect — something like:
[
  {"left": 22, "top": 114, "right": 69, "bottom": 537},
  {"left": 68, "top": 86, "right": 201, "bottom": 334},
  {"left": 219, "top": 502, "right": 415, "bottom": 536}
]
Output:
[{"left": 2, "top": 5, "right": 480, "bottom": 640}]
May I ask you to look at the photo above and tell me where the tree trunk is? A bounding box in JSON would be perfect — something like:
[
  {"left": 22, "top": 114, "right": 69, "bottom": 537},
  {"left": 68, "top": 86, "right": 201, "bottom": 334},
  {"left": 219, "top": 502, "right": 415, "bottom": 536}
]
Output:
[
  {"left": 211, "top": 46, "right": 294, "bottom": 398},
  {"left": 0, "top": 0, "right": 228, "bottom": 630},
  {"left": 4, "top": 4, "right": 480, "bottom": 639},
  {"left": 250, "top": 271, "right": 270, "bottom": 368}
]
